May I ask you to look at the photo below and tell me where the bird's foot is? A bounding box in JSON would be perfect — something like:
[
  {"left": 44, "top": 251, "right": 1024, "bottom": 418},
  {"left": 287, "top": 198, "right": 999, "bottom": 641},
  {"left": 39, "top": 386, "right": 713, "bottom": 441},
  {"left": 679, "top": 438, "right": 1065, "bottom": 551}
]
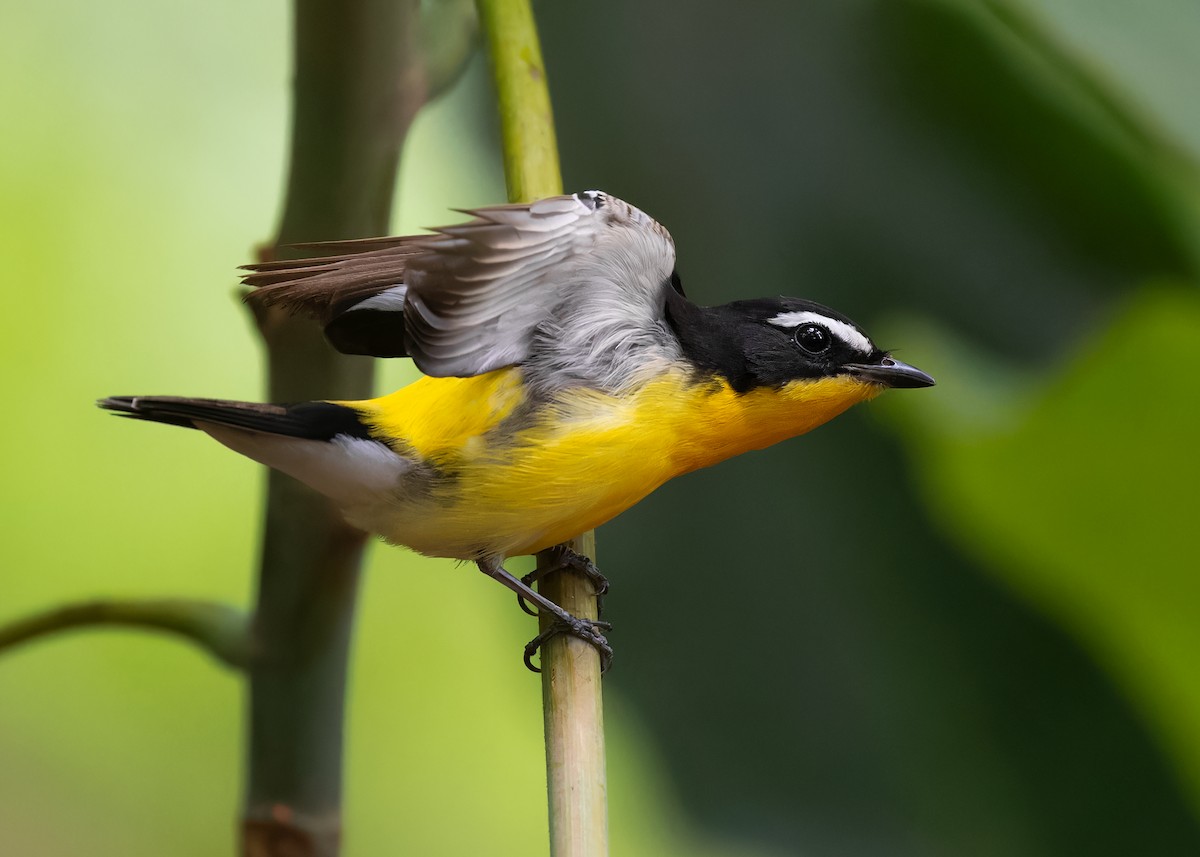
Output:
[
  {"left": 523, "top": 616, "right": 614, "bottom": 674},
  {"left": 518, "top": 545, "right": 609, "bottom": 617},
  {"left": 476, "top": 554, "right": 613, "bottom": 674}
]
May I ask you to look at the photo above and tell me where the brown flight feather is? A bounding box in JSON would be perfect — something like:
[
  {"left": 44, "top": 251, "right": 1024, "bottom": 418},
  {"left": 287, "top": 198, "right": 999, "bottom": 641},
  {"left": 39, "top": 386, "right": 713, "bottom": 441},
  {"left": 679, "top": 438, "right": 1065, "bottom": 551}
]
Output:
[{"left": 241, "top": 235, "right": 432, "bottom": 321}]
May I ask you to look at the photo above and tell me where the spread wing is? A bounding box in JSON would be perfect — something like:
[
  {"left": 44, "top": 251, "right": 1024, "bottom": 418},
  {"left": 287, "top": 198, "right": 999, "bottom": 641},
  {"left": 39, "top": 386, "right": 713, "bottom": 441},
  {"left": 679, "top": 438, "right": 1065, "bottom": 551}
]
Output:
[{"left": 243, "top": 191, "right": 678, "bottom": 377}]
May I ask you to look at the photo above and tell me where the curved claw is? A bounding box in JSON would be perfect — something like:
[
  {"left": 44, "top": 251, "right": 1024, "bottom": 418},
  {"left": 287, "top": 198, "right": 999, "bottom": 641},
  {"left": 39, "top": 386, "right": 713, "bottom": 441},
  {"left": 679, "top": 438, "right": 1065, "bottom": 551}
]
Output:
[
  {"left": 550, "top": 546, "right": 610, "bottom": 598},
  {"left": 523, "top": 617, "right": 614, "bottom": 674},
  {"left": 516, "top": 571, "right": 541, "bottom": 617}
]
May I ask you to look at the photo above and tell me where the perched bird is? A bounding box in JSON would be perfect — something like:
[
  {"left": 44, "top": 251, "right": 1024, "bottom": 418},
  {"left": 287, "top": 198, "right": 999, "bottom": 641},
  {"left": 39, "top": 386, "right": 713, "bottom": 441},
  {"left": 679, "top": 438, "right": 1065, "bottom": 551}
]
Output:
[{"left": 101, "top": 191, "right": 934, "bottom": 670}]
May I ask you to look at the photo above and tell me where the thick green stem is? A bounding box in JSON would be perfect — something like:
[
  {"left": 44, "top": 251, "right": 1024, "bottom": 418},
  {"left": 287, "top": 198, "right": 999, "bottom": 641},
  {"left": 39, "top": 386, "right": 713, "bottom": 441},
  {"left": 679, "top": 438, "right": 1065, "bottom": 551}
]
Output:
[
  {"left": 241, "top": 2, "right": 427, "bottom": 855},
  {"left": 420, "top": 0, "right": 480, "bottom": 100},
  {"left": 476, "top": 2, "right": 609, "bottom": 855}
]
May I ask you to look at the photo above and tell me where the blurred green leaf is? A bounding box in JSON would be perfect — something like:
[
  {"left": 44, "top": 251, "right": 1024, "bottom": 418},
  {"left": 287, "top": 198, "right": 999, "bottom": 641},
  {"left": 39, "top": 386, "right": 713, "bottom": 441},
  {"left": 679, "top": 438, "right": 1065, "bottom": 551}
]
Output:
[
  {"left": 1032, "top": 0, "right": 1200, "bottom": 162},
  {"left": 891, "top": 285, "right": 1200, "bottom": 812},
  {"left": 881, "top": 0, "right": 1200, "bottom": 281}
]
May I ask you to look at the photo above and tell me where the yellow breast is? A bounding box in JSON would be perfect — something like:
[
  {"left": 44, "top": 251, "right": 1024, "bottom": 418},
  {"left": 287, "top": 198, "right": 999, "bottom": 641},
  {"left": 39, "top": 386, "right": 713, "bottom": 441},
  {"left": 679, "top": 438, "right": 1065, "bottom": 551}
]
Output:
[{"left": 341, "top": 366, "right": 882, "bottom": 558}]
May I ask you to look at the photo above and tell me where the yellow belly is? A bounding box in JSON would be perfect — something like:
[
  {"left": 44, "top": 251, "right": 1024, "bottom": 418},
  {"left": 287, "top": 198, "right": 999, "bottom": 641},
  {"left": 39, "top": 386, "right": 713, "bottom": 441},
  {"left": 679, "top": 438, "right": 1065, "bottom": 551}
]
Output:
[{"left": 342, "top": 366, "right": 881, "bottom": 558}]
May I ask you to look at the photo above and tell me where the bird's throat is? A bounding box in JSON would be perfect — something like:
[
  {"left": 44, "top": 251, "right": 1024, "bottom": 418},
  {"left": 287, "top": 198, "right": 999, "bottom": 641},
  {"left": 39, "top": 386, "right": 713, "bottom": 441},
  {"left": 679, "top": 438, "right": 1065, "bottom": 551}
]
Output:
[{"left": 660, "top": 372, "right": 883, "bottom": 475}]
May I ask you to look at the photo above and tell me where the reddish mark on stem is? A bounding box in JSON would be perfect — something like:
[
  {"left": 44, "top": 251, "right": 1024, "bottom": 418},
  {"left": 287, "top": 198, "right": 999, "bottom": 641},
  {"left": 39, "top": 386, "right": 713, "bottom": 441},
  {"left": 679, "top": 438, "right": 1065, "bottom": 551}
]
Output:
[{"left": 519, "top": 47, "right": 543, "bottom": 80}]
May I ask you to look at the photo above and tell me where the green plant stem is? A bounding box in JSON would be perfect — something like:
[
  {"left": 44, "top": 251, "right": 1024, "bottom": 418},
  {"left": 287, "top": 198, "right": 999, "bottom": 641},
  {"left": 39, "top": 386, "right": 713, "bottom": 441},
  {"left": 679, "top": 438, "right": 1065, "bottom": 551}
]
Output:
[
  {"left": 475, "top": 0, "right": 563, "bottom": 202},
  {"left": 535, "top": 532, "right": 609, "bottom": 857},
  {"left": 241, "top": 2, "right": 431, "bottom": 855},
  {"left": 0, "top": 599, "right": 249, "bottom": 669},
  {"left": 476, "top": 2, "right": 610, "bottom": 855}
]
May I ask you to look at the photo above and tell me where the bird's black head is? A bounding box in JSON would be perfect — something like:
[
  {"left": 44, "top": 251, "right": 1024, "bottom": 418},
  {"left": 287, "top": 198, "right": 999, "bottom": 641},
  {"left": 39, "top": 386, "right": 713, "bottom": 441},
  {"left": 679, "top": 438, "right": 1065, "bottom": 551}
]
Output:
[{"left": 666, "top": 293, "right": 934, "bottom": 393}]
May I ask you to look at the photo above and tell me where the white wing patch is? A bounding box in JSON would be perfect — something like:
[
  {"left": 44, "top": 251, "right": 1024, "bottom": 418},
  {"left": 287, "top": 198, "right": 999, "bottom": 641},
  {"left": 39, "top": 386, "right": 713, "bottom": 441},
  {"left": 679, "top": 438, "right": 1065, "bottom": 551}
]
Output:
[
  {"left": 767, "top": 310, "right": 874, "bottom": 355},
  {"left": 352, "top": 284, "right": 408, "bottom": 312}
]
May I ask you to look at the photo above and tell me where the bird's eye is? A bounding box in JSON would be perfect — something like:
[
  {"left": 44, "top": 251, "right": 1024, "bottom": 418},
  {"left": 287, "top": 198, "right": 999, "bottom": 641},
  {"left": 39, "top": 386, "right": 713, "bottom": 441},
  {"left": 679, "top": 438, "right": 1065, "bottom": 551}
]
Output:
[{"left": 794, "top": 323, "right": 832, "bottom": 355}]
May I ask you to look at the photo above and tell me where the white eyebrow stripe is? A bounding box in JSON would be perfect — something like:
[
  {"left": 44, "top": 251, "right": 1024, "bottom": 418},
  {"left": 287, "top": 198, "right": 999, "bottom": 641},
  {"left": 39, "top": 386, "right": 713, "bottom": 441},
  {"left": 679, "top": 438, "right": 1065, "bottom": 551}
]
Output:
[{"left": 767, "top": 310, "right": 873, "bottom": 354}]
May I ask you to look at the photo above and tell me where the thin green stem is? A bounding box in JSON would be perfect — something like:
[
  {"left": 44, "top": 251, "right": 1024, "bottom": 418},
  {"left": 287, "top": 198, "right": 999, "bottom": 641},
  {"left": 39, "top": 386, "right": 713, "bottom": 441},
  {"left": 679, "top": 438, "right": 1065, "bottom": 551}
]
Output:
[
  {"left": 535, "top": 532, "right": 609, "bottom": 857},
  {"left": 0, "top": 599, "right": 250, "bottom": 669},
  {"left": 475, "top": 0, "right": 562, "bottom": 202},
  {"left": 476, "top": 2, "right": 609, "bottom": 855}
]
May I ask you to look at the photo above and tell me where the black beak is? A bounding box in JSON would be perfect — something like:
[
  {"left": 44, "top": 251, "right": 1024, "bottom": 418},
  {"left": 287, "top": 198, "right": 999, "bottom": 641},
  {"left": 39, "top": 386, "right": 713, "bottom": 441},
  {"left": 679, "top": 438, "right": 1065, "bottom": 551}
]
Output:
[{"left": 846, "top": 357, "right": 935, "bottom": 389}]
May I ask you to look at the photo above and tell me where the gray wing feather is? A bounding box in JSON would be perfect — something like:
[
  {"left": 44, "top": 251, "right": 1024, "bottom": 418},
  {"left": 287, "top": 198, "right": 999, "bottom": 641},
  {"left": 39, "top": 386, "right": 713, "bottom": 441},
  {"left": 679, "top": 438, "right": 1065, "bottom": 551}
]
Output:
[
  {"left": 404, "top": 191, "right": 678, "bottom": 378},
  {"left": 242, "top": 191, "right": 679, "bottom": 381}
]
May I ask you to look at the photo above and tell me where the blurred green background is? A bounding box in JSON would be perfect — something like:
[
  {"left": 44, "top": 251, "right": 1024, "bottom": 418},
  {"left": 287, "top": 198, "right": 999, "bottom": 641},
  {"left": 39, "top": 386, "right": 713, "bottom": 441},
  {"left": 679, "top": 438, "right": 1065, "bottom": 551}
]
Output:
[{"left": 2, "top": 1, "right": 1198, "bottom": 855}]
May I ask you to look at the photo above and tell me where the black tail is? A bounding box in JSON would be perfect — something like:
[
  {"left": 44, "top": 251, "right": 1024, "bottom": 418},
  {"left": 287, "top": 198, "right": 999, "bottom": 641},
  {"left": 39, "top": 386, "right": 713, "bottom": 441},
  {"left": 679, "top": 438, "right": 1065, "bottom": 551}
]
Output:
[{"left": 98, "top": 396, "right": 374, "bottom": 441}]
